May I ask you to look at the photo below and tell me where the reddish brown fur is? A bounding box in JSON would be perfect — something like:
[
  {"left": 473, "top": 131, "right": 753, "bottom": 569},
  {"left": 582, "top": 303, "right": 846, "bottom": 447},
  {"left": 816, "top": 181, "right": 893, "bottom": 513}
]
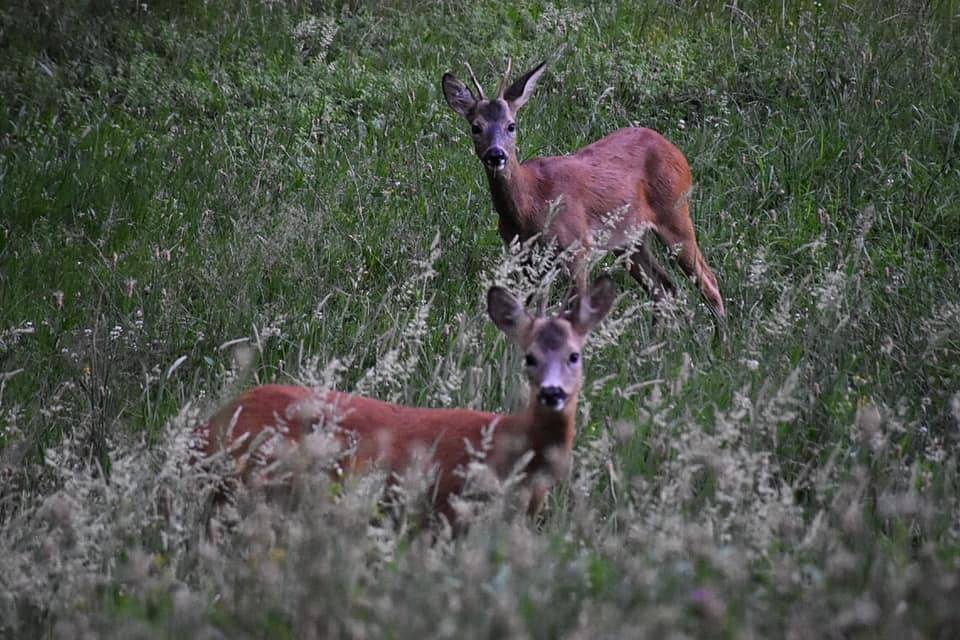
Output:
[
  {"left": 492, "top": 128, "right": 689, "bottom": 244},
  {"left": 195, "top": 280, "right": 615, "bottom": 528},
  {"left": 194, "top": 385, "right": 576, "bottom": 525},
  {"left": 443, "top": 63, "right": 725, "bottom": 318}
]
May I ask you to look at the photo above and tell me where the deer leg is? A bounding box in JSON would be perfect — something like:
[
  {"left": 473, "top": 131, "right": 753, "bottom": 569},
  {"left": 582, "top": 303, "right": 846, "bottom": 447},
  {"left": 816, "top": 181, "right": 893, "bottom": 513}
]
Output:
[
  {"left": 626, "top": 238, "right": 676, "bottom": 304},
  {"left": 526, "top": 474, "right": 552, "bottom": 519},
  {"left": 556, "top": 245, "right": 589, "bottom": 308},
  {"left": 655, "top": 214, "right": 726, "bottom": 320},
  {"left": 572, "top": 252, "right": 589, "bottom": 296},
  {"left": 666, "top": 240, "right": 725, "bottom": 320}
]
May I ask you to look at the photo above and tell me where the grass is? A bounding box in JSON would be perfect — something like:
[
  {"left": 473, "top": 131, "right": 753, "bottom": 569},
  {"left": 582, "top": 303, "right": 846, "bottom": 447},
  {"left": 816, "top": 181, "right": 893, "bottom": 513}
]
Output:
[{"left": 1, "top": 0, "right": 959, "bottom": 637}]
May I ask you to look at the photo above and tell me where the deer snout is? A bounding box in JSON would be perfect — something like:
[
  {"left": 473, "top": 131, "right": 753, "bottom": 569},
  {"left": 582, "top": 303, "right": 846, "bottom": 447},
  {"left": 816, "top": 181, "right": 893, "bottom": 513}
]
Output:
[
  {"left": 482, "top": 147, "right": 508, "bottom": 170},
  {"left": 538, "top": 386, "right": 567, "bottom": 410}
]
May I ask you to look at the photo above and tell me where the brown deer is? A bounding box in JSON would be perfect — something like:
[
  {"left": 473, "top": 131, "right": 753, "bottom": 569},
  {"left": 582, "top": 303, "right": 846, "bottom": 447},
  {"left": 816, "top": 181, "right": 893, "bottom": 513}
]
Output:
[
  {"left": 194, "top": 277, "right": 616, "bottom": 528},
  {"left": 442, "top": 59, "right": 725, "bottom": 319}
]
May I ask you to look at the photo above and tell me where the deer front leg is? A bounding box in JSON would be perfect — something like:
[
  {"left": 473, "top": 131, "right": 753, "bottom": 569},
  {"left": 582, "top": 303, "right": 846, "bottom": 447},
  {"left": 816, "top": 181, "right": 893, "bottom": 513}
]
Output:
[
  {"left": 568, "top": 249, "right": 589, "bottom": 300},
  {"left": 497, "top": 215, "right": 522, "bottom": 244},
  {"left": 540, "top": 200, "right": 592, "bottom": 302},
  {"left": 526, "top": 475, "right": 552, "bottom": 518}
]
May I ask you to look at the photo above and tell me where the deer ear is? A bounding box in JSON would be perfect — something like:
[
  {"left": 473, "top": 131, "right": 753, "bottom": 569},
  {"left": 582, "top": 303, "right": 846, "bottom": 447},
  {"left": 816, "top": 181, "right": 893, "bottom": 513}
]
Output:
[
  {"left": 504, "top": 61, "right": 547, "bottom": 111},
  {"left": 566, "top": 276, "right": 616, "bottom": 336},
  {"left": 442, "top": 73, "right": 477, "bottom": 118},
  {"left": 487, "top": 286, "right": 534, "bottom": 344}
]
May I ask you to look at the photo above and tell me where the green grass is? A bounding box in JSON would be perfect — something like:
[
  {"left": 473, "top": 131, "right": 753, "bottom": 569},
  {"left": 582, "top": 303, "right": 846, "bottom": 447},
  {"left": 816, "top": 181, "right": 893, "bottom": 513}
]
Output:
[{"left": 1, "top": 0, "right": 959, "bottom": 637}]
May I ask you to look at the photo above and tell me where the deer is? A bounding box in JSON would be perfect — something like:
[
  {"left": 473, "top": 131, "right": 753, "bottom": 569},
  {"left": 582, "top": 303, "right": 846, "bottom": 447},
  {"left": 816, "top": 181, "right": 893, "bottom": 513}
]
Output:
[
  {"left": 442, "top": 59, "right": 725, "bottom": 321},
  {"left": 193, "top": 277, "right": 616, "bottom": 529}
]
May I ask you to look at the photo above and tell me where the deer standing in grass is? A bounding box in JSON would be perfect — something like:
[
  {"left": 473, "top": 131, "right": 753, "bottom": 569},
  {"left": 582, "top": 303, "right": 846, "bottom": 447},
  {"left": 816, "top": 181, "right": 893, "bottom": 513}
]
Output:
[
  {"left": 442, "top": 60, "right": 725, "bottom": 319},
  {"left": 194, "top": 277, "right": 615, "bottom": 527}
]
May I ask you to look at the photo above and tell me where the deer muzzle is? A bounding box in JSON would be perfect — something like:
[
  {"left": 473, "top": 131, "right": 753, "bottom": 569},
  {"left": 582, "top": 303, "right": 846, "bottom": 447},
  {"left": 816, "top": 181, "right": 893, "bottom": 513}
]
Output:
[
  {"left": 482, "top": 148, "right": 508, "bottom": 171},
  {"left": 537, "top": 386, "right": 567, "bottom": 410}
]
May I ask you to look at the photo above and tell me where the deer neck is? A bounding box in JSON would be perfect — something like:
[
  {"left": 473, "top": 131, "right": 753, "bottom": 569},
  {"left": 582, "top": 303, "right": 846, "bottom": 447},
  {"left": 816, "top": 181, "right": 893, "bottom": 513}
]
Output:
[
  {"left": 496, "top": 394, "right": 578, "bottom": 478},
  {"left": 531, "top": 393, "right": 578, "bottom": 452},
  {"left": 486, "top": 157, "right": 539, "bottom": 234}
]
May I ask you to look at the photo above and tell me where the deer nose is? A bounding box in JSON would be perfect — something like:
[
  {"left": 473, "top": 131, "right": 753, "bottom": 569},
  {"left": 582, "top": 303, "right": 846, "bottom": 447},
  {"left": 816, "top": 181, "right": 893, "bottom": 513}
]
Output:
[
  {"left": 483, "top": 148, "right": 508, "bottom": 169},
  {"left": 538, "top": 386, "right": 567, "bottom": 409}
]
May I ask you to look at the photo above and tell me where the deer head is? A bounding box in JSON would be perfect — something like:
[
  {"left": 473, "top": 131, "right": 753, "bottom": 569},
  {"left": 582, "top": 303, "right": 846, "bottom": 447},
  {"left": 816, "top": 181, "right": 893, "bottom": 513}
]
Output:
[
  {"left": 487, "top": 276, "right": 615, "bottom": 412},
  {"left": 442, "top": 59, "right": 547, "bottom": 174}
]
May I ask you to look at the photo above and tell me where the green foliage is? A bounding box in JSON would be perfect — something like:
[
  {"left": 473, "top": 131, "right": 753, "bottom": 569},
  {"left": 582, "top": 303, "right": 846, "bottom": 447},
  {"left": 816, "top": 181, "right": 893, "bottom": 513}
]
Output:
[{"left": 1, "top": 0, "right": 959, "bottom": 637}]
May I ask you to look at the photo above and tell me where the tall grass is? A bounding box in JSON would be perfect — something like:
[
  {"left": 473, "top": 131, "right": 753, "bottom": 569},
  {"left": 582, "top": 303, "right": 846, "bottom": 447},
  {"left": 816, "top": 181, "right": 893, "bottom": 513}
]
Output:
[{"left": 1, "top": 0, "right": 959, "bottom": 637}]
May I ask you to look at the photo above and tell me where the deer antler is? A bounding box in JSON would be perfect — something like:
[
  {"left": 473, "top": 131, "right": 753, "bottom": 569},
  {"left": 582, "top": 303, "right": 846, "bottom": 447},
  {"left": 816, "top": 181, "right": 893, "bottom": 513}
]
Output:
[
  {"left": 497, "top": 57, "right": 513, "bottom": 99},
  {"left": 464, "top": 62, "right": 486, "bottom": 100}
]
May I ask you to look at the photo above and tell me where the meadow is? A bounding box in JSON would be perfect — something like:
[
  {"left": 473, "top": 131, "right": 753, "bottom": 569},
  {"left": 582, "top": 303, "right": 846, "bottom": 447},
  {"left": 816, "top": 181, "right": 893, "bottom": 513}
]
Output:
[{"left": 1, "top": 0, "right": 959, "bottom": 637}]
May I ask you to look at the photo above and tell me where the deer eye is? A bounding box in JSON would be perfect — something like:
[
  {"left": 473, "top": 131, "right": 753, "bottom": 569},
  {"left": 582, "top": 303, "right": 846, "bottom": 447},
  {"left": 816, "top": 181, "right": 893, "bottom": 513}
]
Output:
[
  {"left": 507, "top": 122, "right": 516, "bottom": 133},
  {"left": 471, "top": 123, "right": 482, "bottom": 135},
  {"left": 524, "top": 354, "right": 538, "bottom": 367},
  {"left": 568, "top": 352, "right": 580, "bottom": 365}
]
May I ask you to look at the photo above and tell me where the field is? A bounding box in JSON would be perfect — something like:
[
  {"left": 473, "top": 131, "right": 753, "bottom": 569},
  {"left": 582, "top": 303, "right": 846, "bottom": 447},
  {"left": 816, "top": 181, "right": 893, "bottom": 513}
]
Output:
[{"left": 1, "top": 0, "right": 959, "bottom": 637}]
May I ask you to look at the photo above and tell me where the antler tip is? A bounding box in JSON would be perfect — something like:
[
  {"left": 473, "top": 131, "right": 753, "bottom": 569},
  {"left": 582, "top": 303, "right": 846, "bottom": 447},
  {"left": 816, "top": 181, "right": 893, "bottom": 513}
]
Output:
[
  {"left": 498, "top": 57, "right": 514, "bottom": 99},
  {"left": 464, "top": 60, "right": 486, "bottom": 99}
]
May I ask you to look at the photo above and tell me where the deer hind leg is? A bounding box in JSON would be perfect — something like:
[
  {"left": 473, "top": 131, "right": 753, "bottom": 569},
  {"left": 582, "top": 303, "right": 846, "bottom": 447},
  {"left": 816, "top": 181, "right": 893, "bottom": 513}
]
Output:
[
  {"left": 625, "top": 237, "right": 676, "bottom": 304},
  {"left": 655, "top": 212, "right": 726, "bottom": 319}
]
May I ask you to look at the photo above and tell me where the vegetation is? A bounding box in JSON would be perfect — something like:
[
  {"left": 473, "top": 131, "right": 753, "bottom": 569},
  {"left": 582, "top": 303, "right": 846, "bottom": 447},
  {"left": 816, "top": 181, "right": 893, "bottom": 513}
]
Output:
[{"left": 1, "top": 0, "right": 958, "bottom": 636}]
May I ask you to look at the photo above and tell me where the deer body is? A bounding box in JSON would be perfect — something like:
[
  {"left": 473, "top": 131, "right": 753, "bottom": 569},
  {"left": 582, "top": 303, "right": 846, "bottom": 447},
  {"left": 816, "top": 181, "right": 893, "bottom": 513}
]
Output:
[
  {"left": 194, "top": 278, "right": 615, "bottom": 526},
  {"left": 195, "top": 386, "right": 574, "bottom": 523},
  {"left": 443, "top": 61, "right": 725, "bottom": 318},
  {"left": 488, "top": 127, "right": 692, "bottom": 249}
]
